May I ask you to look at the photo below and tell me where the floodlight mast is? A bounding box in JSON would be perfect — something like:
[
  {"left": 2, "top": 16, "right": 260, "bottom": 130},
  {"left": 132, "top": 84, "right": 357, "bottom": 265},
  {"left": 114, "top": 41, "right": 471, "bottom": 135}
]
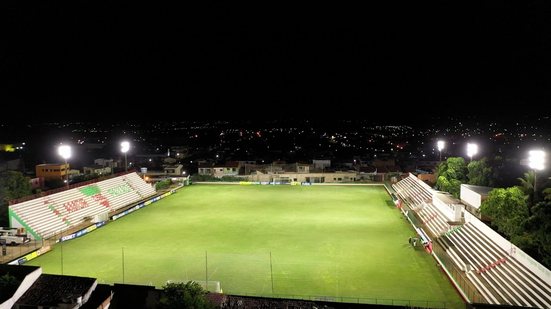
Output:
[
  {"left": 58, "top": 145, "right": 71, "bottom": 187},
  {"left": 437, "top": 140, "right": 445, "bottom": 162},
  {"left": 121, "top": 141, "right": 130, "bottom": 172},
  {"left": 528, "top": 150, "right": 545, "bottom": 201},
  {"left": 466, "top": 143, "right": 478, "bottom": 162}
]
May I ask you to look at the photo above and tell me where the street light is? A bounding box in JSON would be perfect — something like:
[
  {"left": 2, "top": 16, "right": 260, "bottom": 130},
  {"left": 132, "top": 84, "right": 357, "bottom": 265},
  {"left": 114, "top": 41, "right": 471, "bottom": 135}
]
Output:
[
  {"left": 528, "top": 150, "right": 545, "bottom": 200},
  {"left": 437, "top": 140, "right": 445, "bottom": 162},
  {"left": 466, "top": 143, "right": 478, "bottom": 162},
  {"left": 121, "top": 141, "right": 130, "bottom": 172},
  {"left": 58, "top": 145, "right": 71, "bottom": 187}
]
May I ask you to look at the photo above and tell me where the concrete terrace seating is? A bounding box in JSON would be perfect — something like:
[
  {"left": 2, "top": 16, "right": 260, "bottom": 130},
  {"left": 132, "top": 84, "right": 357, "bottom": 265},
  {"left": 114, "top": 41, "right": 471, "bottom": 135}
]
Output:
[
  {"left": 393, "top": 175, "right": 452, "bottom": 236},
  {"left": 9, "top": 172, "right": 157, "bottom": 240},
  {"left": 392, "top": 175, "right": 433, "bottom": 207},
  {"left": 438, "top": 223, "right": 551, "bottom": 308},
  {"left": 394, "top": 174, "right": 551, "bottom": 308},
  {"left": 415, "top": 202, "right": 452, "bottom": 237}
]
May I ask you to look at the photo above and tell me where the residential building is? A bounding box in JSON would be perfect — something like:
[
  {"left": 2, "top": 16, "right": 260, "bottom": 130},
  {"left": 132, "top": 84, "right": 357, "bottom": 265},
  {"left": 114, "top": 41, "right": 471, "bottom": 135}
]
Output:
[
  {"left": 35, "top": 163, "right": 69, "bottom": 181},
  {"left": 83, "top": 165, "right": 112, "bottom": 175},
  {"left": 163, "top": 164, "right": 183, "bottom": 176},
  {"left": 212, "top": 162, "right": 239, "bottom": 178}
]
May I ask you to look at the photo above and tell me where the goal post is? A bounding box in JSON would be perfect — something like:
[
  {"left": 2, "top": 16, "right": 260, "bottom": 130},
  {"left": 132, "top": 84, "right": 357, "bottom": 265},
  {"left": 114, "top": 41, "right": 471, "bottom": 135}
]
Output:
[
  {"left": 165, "top": 279, "right": 222, "bottom": 293},
  {"left": 194, "top": 280, "right": 221, "bottom": 293}
]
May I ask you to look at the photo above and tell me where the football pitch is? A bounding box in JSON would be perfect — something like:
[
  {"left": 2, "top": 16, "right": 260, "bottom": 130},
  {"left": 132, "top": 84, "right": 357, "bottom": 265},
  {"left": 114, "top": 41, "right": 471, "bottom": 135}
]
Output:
[{"left": 27, "top": 184, "right": 462, "bottom": 307}]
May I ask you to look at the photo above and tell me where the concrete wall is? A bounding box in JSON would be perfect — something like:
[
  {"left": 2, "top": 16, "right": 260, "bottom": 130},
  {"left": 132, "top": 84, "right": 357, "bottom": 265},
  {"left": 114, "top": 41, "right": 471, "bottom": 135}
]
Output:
[{"left": 460, "top": 184, "right": 481, "bottom": 209}]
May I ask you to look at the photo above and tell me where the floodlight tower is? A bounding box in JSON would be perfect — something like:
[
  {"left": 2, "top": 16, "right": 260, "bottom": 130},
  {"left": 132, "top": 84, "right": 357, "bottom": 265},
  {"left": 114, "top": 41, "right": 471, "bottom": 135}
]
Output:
[
  {"left": 437, "top": 140, "right": 445, "bottom": 162},
  {"left": 528, "top": 150, "right": 545, "bottom": 200},
  {"left": 121, "top": 141, "right": 130, "bottom": 172},
  {"left": 58, "top": 145, "right": 71, "bottom": 187},
  {"left": 466, "top": 143, "right": 478, "bottom": 162}
]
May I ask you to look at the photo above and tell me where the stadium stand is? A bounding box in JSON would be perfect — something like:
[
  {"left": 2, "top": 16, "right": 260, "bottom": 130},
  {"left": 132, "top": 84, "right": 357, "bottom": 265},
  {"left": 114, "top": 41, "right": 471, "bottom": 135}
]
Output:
[
  {"left": 9, "top": 172, "right": 156, "bottom": 240},
  {"left": 393, "top": 173, "right": 551, "bottom": 308}
]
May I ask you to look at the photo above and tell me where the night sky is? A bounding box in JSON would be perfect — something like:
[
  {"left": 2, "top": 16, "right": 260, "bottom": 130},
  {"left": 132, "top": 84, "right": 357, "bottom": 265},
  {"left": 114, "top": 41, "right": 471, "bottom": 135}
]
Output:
[{"left": 2, "top": 2, "right": 551, "bottom": 121}]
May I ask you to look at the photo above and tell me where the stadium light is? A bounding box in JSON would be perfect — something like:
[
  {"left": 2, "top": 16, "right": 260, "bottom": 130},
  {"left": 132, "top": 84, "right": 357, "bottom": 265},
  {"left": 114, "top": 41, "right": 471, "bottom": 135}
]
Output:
[
  {"left": 121, "top": 141, "right": 130, "bottom": 172},
  {"left": 528, "top": 150, "right": 545, "bottom": 200},
  {"left": 437, "top": 140, "right": 445, "bottom": 162},
  {"left": 466, "top": 143, "right": 478, "bottom": 162},
  {"left": 58, "top": 145, "right": 71, "bottom": 187}
]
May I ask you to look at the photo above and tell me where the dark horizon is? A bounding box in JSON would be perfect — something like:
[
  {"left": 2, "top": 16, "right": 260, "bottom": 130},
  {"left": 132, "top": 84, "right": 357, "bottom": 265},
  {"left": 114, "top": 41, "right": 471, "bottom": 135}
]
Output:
[{"left": 3, "top": 2, "right": 551, "bottom": 122}]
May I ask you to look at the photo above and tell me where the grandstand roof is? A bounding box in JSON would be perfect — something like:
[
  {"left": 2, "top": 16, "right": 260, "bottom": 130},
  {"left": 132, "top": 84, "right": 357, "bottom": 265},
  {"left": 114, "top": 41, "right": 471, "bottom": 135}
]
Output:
[
  {"left": 461, "top": 184, "right": 493, "bottom": 195},
  {"left": 80, "top": 284, "right": 113, "bottom": 309},
  {"left": 0, "top": 264, "right": 39, "bottom": 278},
  {"left": 17, "top": 274, "right": 97, "bottom": 307},
  {"left": 0, "top": 265, "right": 40, "bottom": 304},
  {"left": 434, "top": 192, "right": 461, "bottom": 205}
]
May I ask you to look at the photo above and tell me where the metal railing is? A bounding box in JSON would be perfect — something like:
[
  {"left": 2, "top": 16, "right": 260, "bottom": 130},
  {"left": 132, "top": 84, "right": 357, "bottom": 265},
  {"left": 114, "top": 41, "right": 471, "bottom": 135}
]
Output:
[{"left": 230, "top": 292, "right": 465, "bottom": 308}]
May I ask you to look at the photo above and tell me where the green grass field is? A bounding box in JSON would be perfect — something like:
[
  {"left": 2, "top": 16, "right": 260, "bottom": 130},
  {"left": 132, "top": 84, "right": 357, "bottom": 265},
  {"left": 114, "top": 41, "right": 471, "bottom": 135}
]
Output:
[{"left": 27, "top": 184, "right": 462, "bottom": 306}]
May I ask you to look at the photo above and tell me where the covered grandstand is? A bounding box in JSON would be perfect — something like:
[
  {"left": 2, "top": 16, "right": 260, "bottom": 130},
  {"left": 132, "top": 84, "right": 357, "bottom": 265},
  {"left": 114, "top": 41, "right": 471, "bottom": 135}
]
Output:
[
  {"left": 393, "top": 173, "right": 551, "bottom": 308},
  {"left": 8, "top": 172, "right": 156, "bottom": 240}
]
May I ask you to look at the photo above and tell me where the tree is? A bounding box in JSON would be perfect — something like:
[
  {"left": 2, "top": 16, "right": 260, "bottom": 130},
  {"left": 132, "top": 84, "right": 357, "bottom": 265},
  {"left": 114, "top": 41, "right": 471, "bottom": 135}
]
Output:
[
  {"left": 523, "top": 201, "right": 551, "bottom": 268},
  {"left": 0, "top": 273, "right": 20, "bottom": 297},
  {"left": 518, "top": 171, "right": 535, "bottom": 196},
  {"left": 467, "top": 158, "right": 493, "bottom": 187},
  {"left": 480, "top": 187, "right": 529, "bottom": 239},
  {"left": 158, "top": 281, "right": 213, "bottom": 309},
  {"left": 543, "top": 187, "right": 551, "bottom": 201},
  {"left": 155, "top": 179, "right": 172, "bottom": 190},
  {"left": 435, "top": 157, "right": 467, "bottom": 198},
  {"left": 518, "top": 171, "right": 537, "bottom": 212},
  {"left": 0, "top": 171, "right": 33, "bottom": 205},
  {"left": 0, "top": 171, "right": 32, "bottom": 226}
]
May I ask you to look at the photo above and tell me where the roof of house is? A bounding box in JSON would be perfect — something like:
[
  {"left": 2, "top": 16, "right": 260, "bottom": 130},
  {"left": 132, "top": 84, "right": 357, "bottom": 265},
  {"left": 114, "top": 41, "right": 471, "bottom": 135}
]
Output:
[
  {"left": 36, "top": 163, "right": 67, "bottom": 167},
  {"left": 213, "top": 161, "right": 239, "bottom": 168},
  {"left": 84, "top": 165, "right": 109, "bottom": 169}
]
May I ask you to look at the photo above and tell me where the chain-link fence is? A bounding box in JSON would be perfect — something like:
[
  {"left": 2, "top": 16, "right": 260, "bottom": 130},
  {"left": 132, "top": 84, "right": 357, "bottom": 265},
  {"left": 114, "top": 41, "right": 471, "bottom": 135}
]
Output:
[{"left": 25, "top": 247, "right": 464, "bottom": 309}]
